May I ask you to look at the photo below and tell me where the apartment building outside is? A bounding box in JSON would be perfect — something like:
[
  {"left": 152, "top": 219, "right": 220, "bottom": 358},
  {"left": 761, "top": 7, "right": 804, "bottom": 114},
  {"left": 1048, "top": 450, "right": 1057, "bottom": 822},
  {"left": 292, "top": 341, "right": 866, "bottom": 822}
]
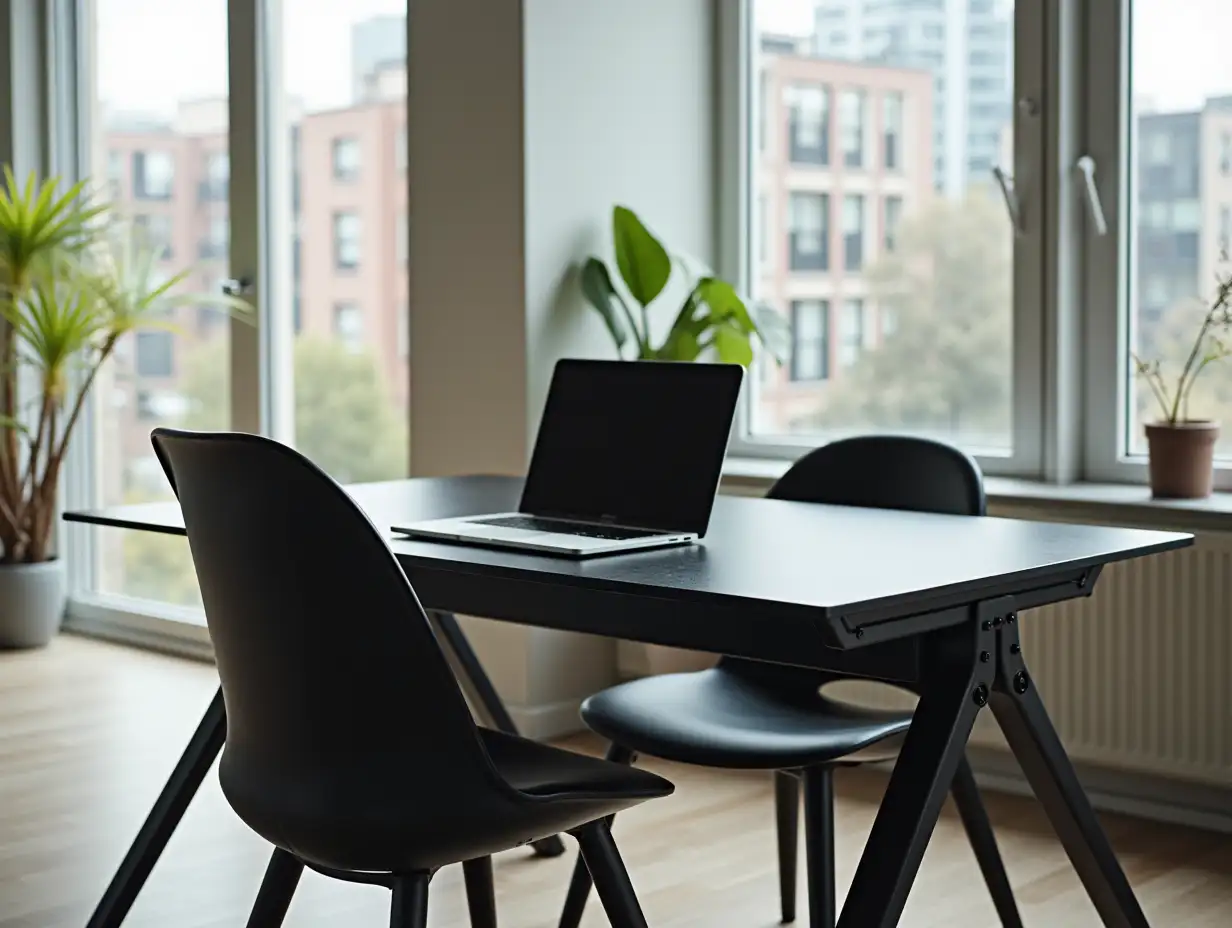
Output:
[
  {"left": 755, "top": 48, "right": 935, "bottom": 433},
  {"left": 813, "top": 0, "right": 1012, "bottom": 196}
]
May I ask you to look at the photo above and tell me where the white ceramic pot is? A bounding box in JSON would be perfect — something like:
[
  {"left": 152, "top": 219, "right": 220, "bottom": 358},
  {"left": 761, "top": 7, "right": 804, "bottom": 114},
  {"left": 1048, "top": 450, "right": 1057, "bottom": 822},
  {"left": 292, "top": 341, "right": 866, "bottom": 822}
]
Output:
[{"left": 0, "top": 559, "right": 66, "bottom": 649}]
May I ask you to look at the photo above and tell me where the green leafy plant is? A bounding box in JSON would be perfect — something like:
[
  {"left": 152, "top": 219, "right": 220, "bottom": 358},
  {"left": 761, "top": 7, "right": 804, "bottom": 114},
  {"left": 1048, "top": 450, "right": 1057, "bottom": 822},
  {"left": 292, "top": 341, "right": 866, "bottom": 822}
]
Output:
[
  {"left": 0, "top": 168, "right": 250, "bottom": 563},
  {"left": 580, "top": 205, "right": 786, "bottom": 366},
  {"left": 1134, "top": 265, "right": 1232, "bottom": 426}
]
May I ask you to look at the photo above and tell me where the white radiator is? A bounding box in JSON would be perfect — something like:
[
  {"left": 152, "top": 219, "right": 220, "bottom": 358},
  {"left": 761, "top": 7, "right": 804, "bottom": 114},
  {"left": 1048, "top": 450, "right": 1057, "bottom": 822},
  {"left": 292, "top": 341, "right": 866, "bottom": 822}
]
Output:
[{"left": 834, "top": 529, "right": 1232, "bottom": 789}]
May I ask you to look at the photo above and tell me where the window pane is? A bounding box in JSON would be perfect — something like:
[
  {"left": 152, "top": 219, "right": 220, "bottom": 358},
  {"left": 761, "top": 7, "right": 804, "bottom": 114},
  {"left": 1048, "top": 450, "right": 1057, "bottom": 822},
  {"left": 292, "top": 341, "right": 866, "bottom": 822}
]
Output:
[
  {"left": 1126, "top": 1, "right": 1232, "bottom": 455},
  {"left": 278, "top": 3, "right": 409, "bottom": 484},
  {"left": 88, "top": 0, "right": 230, "bottom": 607},
  {"left": 751, "top": 1, "right": 1014, "bottom": 452}
]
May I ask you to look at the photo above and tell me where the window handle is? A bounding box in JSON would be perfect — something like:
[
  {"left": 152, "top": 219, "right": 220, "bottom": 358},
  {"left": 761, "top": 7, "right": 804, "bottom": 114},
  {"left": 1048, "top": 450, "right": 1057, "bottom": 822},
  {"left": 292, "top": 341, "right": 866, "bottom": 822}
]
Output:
[
  {"left": 1075, "top": 154, "right": 1109, "bottom": 236},
  {"left": 991, "top": 165, "right": 1023, "bottom": 236},
  {"left": 221, "top": 276, "right": 253, "bottom": 297}
]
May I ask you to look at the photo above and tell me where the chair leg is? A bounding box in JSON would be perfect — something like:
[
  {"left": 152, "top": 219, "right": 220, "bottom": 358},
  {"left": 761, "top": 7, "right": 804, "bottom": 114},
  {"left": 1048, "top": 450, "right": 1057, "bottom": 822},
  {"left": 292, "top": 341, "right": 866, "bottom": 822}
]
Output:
[
  {"left": 802, "top": 767, "right": 836, "bottom": 928},
  {"left": 244, "top": 848, "right": 303, "bottom": 928},
  {"left": 950, "top": 756, "right": 1024, "bottom": 928},
  {"left": 390, "top": 872, "right": 430, "bottom": 928},
  {"left": 558, "top": 743, "right": 635, "bottom": 928},
  {"left": 462, "top": 857, "right": 498, "bottom": 928},
  {"left": 574, "top": 821, "right": 649, "bottom": 928},
  {"left": 775, "top": 770, "right": 800, "bottom": 924}
]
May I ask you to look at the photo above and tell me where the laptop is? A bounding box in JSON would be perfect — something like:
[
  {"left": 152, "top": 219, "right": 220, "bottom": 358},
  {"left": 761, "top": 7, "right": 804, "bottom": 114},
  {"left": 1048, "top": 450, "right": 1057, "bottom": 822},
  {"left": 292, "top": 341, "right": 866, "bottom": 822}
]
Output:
[{"left": 394, "top": 359, "right": 744, "bottom": 557}]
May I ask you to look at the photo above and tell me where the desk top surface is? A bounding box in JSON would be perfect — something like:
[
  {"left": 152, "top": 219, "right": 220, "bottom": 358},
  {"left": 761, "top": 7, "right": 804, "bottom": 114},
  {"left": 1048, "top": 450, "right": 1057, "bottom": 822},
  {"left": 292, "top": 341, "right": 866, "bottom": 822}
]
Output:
[{"left": 65, "top": 475, "right": 1192, "bottom": 621}]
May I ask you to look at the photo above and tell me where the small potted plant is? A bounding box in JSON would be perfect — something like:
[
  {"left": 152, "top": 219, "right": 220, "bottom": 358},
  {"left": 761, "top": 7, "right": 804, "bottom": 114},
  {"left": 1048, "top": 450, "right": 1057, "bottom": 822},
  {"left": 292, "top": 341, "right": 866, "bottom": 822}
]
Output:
[
  {"left": 0, "top": 168, "right": 248, "bottom": 648},
  {"left": 1134, "top": 266, "right": 1232, "bottom": 499},
  {"left": 580, "top": 205, "right": 786, "bottom": 365}
]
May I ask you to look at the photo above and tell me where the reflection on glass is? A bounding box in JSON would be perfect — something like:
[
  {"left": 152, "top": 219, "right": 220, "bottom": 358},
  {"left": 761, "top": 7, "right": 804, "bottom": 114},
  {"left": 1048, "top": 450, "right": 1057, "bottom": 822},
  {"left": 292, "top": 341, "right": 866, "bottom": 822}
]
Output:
[{"left": 751, "top": 0, "right": 1014, "bottom": 453}]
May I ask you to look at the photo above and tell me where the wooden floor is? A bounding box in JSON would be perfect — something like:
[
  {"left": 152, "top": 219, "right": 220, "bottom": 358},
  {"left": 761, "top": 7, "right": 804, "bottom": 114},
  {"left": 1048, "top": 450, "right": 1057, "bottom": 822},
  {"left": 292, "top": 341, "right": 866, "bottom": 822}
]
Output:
[{"left": 1, "top": 637, "right": 1230, "bottom": 927}]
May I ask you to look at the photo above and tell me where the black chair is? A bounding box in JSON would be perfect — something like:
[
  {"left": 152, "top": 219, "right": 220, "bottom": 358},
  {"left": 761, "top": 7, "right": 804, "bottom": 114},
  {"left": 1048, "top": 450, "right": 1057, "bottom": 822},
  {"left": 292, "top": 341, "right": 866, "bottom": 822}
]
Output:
[
  {"left": 557, "top": 436, "right": 1023, "bottom": 928},
  {"left": 151, "top": 429, "right": 674, "bottom": 928}
]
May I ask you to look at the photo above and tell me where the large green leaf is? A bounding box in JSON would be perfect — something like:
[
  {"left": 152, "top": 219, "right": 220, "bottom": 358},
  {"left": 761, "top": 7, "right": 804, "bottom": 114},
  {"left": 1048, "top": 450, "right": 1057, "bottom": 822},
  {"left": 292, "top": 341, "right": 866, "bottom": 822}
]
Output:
[
  {"left": 579, "top": 257, "right": 627, "bottom": 354},
  {"left": 612, "top": 206, "right": 671, "bottom": 307},
  {"left": 712, "top": 322, "right": 754, "bottom": 366},
  {"left": 753, "top": 301, "right": 790, "bottom": 363},
  {"left": 696, "top": 277, "right": 756, "bottom": 332}
]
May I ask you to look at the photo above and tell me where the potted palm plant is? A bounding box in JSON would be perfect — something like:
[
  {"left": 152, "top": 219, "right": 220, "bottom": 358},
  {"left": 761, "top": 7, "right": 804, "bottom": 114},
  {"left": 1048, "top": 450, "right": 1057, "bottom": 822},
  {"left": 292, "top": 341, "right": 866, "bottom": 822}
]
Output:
[
  {"left": 0, "top": 168, "right": 248, "bottom": 647},
  {"left": 580, "top": 205, "right": 786, "bottom": 365},
  {"left": 1134, "top": 266, "right": 1232, "bottom": 498}
]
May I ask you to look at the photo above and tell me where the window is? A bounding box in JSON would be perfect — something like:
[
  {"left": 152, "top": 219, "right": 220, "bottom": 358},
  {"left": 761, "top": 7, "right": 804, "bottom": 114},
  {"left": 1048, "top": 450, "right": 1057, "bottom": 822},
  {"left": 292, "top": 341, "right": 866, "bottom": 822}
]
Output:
[
  {"left": 133, "top": 214, "right": 173, "bottom": 260},
  {"left": 790, "top": 300, "right": 829, "bottom": 382},
  {"left": 884, "top": 195, "right": 904, "bottom": 251},
  {"left": 746, "top": 0, "right": 1015, "bottom": 455},
  {"left": 333, "top": 211, "right": 361, "bottom": 269},
  {"left": 200, "top": 215, "right": 228, "bottom": 259},
  {"left": 201, "top": 152, "right": 228, "bottom": 201},
  {"left": 133, "top": 150, "right": 174, "bottom": 200},
  {"left": 333, "top": 302, "right": 364, "bottom": 351},
  {"left": 332, "top": 136, "right": 361, "bottom": 181},
  {"left": 838, "top": 299, "right": 865, "bottom": 367},
  {"left": 842, "top": 195, "right": 865, "bottom": 270},
  {"left": 785, "top": 84, "right": 830, "bottom": 166},
  {"left": 839, "top": 90, "right": 865, "bottom": 168},
  {"left": 72, "top": 0, "right": 410, "bottom": 624},
  {"left": 788, "top": 193, "right": 829, "bottom": 271},
  {"left": 883, "top": 92, "right": 903, "bottom": 170},
  {"left": 1221, "top": 131, "right": 1231, "bottom": 175},
  {"left": 1221, "top": 205, "right": 1230, "bottom": 254},
  {"left": 135, "top": 331, "right": 174, "bottom": 378}
]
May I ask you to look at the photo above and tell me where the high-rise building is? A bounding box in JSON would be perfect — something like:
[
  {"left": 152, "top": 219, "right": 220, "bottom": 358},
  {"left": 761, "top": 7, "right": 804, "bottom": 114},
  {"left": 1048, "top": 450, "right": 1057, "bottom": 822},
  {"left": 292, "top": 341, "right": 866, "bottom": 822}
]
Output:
[
  {"left": 812, "top": 0, "right": 1012, "bottom": 196},
  {"left": 351, "top": 15, "right": 406, "bottom": 105}
]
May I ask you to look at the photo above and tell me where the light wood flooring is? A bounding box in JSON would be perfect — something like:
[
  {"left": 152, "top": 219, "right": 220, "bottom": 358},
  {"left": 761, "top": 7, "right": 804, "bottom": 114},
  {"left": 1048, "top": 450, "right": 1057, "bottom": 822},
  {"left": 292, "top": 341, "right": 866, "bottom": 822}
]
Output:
[{"left": 1, "top": 636, "right": 1229, "bottom": 927}]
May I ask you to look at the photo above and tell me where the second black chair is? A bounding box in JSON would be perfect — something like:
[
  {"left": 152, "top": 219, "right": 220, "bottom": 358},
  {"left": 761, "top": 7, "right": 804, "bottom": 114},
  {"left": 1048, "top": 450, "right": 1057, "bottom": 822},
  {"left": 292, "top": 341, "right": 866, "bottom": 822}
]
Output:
[
  {"left": 152, "top": 429, "right": 674, "bottom": 928},
  {"left": 557, "top": 435, "right": 1023, "bottom": 928}
]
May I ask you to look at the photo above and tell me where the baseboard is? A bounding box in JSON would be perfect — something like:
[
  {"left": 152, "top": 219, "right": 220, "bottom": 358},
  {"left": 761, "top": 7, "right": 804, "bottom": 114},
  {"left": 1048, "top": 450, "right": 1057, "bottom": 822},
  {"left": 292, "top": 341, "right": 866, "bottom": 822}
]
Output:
[
  {"left": 506, "top": 696, "right": 587, "bottom": 741},
  {"left": 964, "top": 745, "right": 1232, "bottom": 835}
]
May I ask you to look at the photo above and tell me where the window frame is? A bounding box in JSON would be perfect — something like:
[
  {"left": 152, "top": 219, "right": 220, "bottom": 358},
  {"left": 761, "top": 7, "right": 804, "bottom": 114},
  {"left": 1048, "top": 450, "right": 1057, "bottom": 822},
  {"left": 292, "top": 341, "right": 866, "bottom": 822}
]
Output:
[{"left": 726, "top": 0, "right": 1047, "bottom": 479}]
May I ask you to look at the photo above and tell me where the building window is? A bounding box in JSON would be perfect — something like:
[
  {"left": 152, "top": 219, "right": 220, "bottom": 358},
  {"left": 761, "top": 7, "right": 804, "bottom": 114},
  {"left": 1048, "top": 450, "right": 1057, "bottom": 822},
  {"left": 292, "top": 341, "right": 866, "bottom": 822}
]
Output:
[
  {"left": 333, "top": 211, "right": 361, "bottom": 269},
  {"left": 395, "top": 131, "right": 407, "bottom": 171},
  {"left": 788, "top": 192, "right": 829, "bottom": 271},
  {"left": 333, "top": 302, "right": 364, "bottom": 351},
  {"left": 883, "top": 195, "right": 904, "bottom": 251},
  {"left": 839, "top": 90, "right": 866, "bottom": 169},
  {"left": 785, "top": 84, "right": 830, "bottom": 166},
  {"left": 838, "top": 299, "right": 865, "bottom": 367},
  {"left": 880, "top": 303, "right": 898, "bottom": 339},
  {"left": 134, "top": 331, "right": 174, "bottom": 378},
  {"left": 842, "top": 194, "right": 865, "bottom": 271},
  {"left": 1222, "top": 131, "right": 1231, "bottom": 175},
  {"left": 201, "top": 152, "right": 228, "bottom": 201},
  {"left": 1221, "top": 204, "right": 1231, "bottom": 254},
  {"left": 133, "top": 150, "right": 174, "bottom": 200},
  {"left": 133, "top": 214, "right": 173, "bottom": 260},
  {"left": 332, "top": 136, "right": 361, "bottom": 182},
  {"left": 199, "top": 215, "right": 228, "bottom": 259},
  {"left": 883, "top": 92, "right": 904, "bottom": 171},
  {"left": 790, "top": 300, "right": 829, "bottom": 382}
]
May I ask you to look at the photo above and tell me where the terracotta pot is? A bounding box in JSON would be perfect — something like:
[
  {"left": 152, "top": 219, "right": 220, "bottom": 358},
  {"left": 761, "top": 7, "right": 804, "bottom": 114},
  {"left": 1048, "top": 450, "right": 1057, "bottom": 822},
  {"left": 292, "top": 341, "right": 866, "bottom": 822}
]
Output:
[{"left": 1145, "top": 420, "right": 1219, "bottom": 499}]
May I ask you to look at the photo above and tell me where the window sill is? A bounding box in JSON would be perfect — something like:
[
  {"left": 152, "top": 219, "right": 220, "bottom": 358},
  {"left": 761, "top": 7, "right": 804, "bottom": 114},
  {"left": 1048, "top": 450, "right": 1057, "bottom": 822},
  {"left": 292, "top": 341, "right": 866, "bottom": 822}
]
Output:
[{"left": 722, "top": 456, "right": 1232, "bottom": 534}]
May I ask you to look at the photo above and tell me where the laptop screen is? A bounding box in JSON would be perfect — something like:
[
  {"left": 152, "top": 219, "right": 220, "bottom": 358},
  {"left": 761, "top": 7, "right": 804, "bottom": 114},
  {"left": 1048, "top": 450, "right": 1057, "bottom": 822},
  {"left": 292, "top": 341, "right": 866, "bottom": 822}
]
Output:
[{"left": 519, "top": 360, "right": 744, "bottom": 536}]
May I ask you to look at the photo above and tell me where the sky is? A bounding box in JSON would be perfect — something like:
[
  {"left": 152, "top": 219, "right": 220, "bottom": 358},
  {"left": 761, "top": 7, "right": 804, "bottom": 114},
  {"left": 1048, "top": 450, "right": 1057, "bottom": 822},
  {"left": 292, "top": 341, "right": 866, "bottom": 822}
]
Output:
[{"left": 95, "top": 0, "right": 1230, "bottom": 116}]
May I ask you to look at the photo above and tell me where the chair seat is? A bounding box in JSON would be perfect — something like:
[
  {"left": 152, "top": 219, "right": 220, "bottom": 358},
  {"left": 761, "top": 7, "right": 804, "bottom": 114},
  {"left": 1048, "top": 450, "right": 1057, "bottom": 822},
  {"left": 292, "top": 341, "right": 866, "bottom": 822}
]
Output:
[
  {"left": 478, "top": 728, "right": 672, "bottom": 800},
  {"left": 580, "top": 667, "right": 913, "bottom": 769}
]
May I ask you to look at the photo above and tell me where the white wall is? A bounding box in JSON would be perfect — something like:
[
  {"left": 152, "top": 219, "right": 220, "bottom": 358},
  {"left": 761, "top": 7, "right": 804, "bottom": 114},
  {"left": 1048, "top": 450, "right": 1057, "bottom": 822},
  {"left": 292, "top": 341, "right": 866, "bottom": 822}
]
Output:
[{"left": 408, "top": 0, "right": 716, "bottom": 737}]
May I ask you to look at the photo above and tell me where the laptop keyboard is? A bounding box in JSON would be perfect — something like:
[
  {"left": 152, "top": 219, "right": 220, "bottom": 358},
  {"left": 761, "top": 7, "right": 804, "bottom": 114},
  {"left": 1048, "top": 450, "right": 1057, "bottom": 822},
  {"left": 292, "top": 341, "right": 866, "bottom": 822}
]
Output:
[{"left": 470, "top": 515, "right": 665, "bottom": 541}]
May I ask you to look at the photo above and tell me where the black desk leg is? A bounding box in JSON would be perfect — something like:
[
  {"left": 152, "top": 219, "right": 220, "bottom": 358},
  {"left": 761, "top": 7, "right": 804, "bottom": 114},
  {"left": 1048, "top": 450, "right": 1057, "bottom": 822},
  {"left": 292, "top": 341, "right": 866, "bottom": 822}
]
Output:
[
  {"left": 86, "top": 688, "right": 227, "bottom": 928},
  {"left": 836, "top": 617, "right": 996, "bottom": 928},
  {"left": 990, "top": 621, "right": 1149, "bottom": 928},
  {"left": 428, "top": 610, "right": 566, "bottom": 859}
]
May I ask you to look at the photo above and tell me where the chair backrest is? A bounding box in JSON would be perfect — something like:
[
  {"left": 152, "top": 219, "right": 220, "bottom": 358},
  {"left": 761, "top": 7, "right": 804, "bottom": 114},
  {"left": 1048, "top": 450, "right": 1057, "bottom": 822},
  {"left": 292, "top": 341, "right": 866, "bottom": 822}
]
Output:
[
  {"left": 151, "top": 429, "right": 499, "bottom": 822},
  {"left": 720, "top": 434, "right": 985, "bottom": 690}
]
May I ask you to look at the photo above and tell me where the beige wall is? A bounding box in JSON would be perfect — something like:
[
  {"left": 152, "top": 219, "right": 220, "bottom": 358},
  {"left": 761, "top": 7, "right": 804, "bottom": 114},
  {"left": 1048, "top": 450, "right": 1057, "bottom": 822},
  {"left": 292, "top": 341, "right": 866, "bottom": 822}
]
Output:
[{"left": 408, "top": 0, "right": 716, "bottom": 735}]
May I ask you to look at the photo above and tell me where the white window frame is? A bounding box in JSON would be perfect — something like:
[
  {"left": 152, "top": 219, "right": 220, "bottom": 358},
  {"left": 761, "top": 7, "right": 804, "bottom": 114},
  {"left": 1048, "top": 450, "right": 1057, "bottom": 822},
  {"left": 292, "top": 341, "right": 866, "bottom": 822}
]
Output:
[{"left": 725, "top": 0, "right": 1046, "bottom": 480}]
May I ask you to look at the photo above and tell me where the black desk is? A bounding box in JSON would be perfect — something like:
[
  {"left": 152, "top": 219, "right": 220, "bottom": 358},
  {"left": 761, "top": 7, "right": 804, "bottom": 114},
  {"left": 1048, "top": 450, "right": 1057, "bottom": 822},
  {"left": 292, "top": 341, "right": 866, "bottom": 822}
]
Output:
[{"left": 66, "top": 475, "right": 1191, "bottom": 928}]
